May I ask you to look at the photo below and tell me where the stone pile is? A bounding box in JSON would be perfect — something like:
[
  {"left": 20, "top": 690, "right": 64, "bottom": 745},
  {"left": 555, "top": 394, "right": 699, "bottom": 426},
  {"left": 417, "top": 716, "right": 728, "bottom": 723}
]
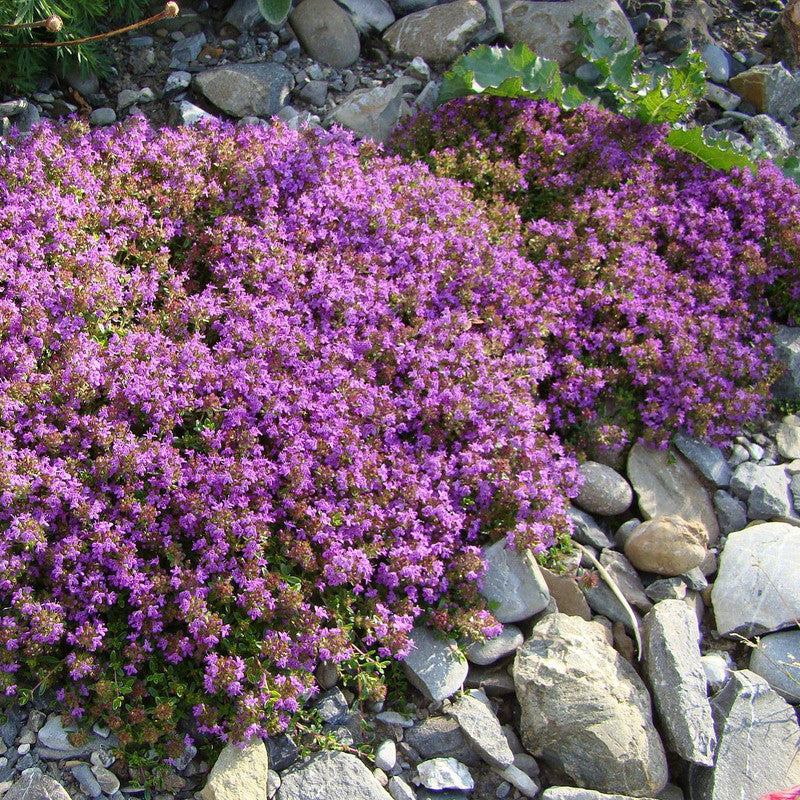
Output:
[{"left": 0, "top": 1, "right": 799, "bottom": 799}]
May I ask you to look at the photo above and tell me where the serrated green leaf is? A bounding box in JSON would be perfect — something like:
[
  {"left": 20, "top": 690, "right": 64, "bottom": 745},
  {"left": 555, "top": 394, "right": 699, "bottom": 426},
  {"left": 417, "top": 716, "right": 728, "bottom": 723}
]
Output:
[
  {"left": 255, "top": 0, "right": 291, "bottom": 26},
  {"left": 667, "top": 127, "right": 757, "bottom": 172},
  {"left": 779, "top": 154, "right": 800, "bottom": 186}
]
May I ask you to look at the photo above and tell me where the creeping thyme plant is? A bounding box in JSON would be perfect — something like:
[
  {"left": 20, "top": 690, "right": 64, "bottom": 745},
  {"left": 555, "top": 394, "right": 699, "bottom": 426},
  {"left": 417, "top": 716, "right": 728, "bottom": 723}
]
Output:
[{"left": 0, "top": 118, "right": 579, "bottom": 755}]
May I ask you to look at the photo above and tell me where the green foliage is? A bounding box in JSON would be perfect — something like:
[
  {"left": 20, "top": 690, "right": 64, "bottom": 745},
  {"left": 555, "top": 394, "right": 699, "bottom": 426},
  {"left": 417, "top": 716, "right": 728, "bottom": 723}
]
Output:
[
  {"left": 0, "top": 0, "right": 149, "bottom": 92},
  {"left": 665, "top": 126, "right": 758, "bottom": 172},
  {"left": 255, "top": 0, "right": 292, "bottom": 27}
]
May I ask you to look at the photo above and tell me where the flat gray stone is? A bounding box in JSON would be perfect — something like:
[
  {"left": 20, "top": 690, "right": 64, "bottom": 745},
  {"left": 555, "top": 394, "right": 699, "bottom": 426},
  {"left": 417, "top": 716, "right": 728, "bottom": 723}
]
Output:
[
  {"left": 3, "top": 770, "right": 72, "bottom": 800},
  {"left": 405, "top": 716, "right": 470, "bottom": 761},
  {"left": 574, "top": 461, "right": 633, "bottom": 516},
  {"left": 170, "top": 32, "right": 206, "bottom": 67},
  {"left": 542, "top": 790, "right": 657, "bottom": 800},
  {"left": 749, "top": 629, "right": 800, "bottom": 702},
  {"left": 277, "top": 751, "right": 391, "bottom": 800},
  {"left": 711, "top": 522, "right": 800, "bottom": 636},
  {"left": 627, "top": 443, "right": 720, "bottom": 543},
  {"left": 168, "top": 100, "right": 216, "bottom": 127},
  {"left": 567, "top": 505, "right": 614, "bottom": 548},
  {"left": 199, "top": 739, "right": 268, "bottom": 800},
  {"left": 480, "top": 538, "right": 550, "bottom": 623},
  {"left": 465, "top": 624, "right": 523, "bottom": 665},
  {"left": 36, "top": 716, "right": 117, "bottom": 760},
  {"left": 673, "top": 432, "right": 732, "bottom": 488},
  {"left": 327, "top": 77, "right": 416, "bottom": 143},
  {"left": 70, "top": 764, "right": 102, "bottom": 798},
  {"left": 701, "top": 42, "right": 730, "bottom": 83},
  {"left": 773, "top": 326, "right": 800, "bottom": 403},
  {"left": 729, "top": 462, "right": 794, "bottom": 520},
  {"left": 337, "top": 0, "right": 395, "bottom": 33},
  {"left": 194, "top": 63, "right": 294, "bottom": 118},
  {"left": 401, "top": 626, "right": 468, "bottom": 702},
  {"left": 447, "top": 690, "right": 514, "bottom": 768},
  {"left": 689, "top": 671, "right": 800, "bottom": 800},
  {"left": 776, "top": 420, "right": 800, "bottom": 460},
  {"left": 388, "top": 776, "right": 416, "bottom": 800},
  {"left": 643, "top": 600, "right": 716, "bottom": 766},
  {"left": 712, "top": 490, "right": 747, "bottom": 536},
  {"left": 417, "top": 758, "right": 473, "bottom": 791},
  {"left": 514, "top": 614, "right": 668, "bottom": 797},
  {"left": 224, "top": 0, "right": 269, "bottom": 32},
  {"left": 503, "top": 0, "right": 635, "bottom": 67}
]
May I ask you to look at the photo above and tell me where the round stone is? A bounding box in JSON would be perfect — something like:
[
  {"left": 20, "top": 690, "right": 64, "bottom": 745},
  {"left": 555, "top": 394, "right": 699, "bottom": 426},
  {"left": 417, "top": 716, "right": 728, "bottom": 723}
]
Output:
[
  {"left": 575, "top": 461, "right": 633, "bottom": 516},
  {"left": 624, "top": 515, "right": 708, "bottom": 576}
]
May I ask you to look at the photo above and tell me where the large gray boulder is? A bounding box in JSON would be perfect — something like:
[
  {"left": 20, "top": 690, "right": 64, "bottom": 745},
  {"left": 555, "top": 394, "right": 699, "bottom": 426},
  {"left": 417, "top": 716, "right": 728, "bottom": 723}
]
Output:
[
  {"left": 193, "top": 64, "right": 294, "bottom": 118},
  {"left": 711, "top": 522, "right": 800, "bottom": 636},
  {"left": 689, "top": 671, "right": 800, "bottom": 800},
  {"left": 513, "top": 613, "right": 668, "bottom": 797},
  {"left": 277, "top": 751, "right": 392, "bottom": 800},
  {"left": 627, "top": 443, "right": 720, "bottom": 543},
  {"left": 642, "top": 600, "right": 716, "bottom": 766},
  {"left": 503, "top": 0, "right": 634, "bottom": 67}
]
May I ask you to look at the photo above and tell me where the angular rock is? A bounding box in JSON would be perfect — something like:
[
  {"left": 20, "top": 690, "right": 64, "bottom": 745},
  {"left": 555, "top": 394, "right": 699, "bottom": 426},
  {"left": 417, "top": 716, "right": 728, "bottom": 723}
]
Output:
[
  {"left": 36, "top": 715, "right": 117, "bottom": 760},
  {"left": 642, "top": 600, "right": 716, "bottom": 766},
  {"left": 542, "top": 790, "right": 659, "bottom": 800},
  {"left": 499, "top": 764, "right": 539, "bottom": 797},
  {"left": 503, "top": 0, "right": 635, "bottom": 67},
  {"left": 200, "top": 739, "right": 269, "bottom": 800},
  {"left": 598, "top": 549, "right": 651, "bottom": 612},
  {"left": 447, "top": 690, "right": 514, "bottom": 768},
  {"left": 748, "top": 629, "right": 800, "bottom": 703},
  {"left": 170, "top": 32, "right": 206, "bottom": 67},
  {"left": 164, "top": 70, "right": 192, "bottom": 96},
  {"left": 337, "top": 0, "right": 396, "bottom": 34},
  {"left": 480, "top": 538, "right": 550, "bottom": 623},
  {"left": 645, "top": 577, "right": 687, "bottom": 602},
  {"left": 401, "top": 625, "right": 468, "bottom": 702},
  {"left": 773, "top": 326, "right": 800, "bottom": 404},
  {"left": 730, "top": 461, "right": 794, "bottom": 519},
  {"left": 623, "top": 516, "right": 708, "bottom": 576},
  {"left": 327, "top": 77, "right": 416, "bottom": 142},
  {"left": 277, "top": 751, "right": 391, "bottom": 800},
  {"left": 417, "top": 758, "right": 474, "bottom": 791},
  {"left": 711, "top": 522, "right": 800, "bottom": 636},
  {"left": 465, "top": 625, "right": 523, "bottom": 665},
  {"left": 627, "top": 442, "right": 719, "bottom": 543},
  {"left": 514, "top": 613, "right": 668, "bottom": 796},
  {"left": 704, "top": 82, "right": 741, "bottom": 110},
  {"left": 224, "top": 0, "right": 268, "bottom": 32},
  {"left": 689, "top": 671, "right": 800, "bottom": 800},
  {"left": 776, "top": 420, "right": 800, "bottom": 460},
  {"left": 388, "top": 776, "right": 416, "bottom": 800},
  {"left": 383, "top": 0, "right": 485, "bottom": 64},
  {"left": 3, "top": 770, "right": 72, "bottom": 800},
  {"left": 290, "top": 0, "right": 361, "bottom": 69},
  {"left": 541, "top": 567, "right": 592, "bottom": 620},
  {"left": 574, "top": 461, "right": 633, "bottom": 516},
  {"left": 465, "top": 663, "right": 517, "bottom": 696},
  {"left": 742, "top": 115, "right": 794, "bottom": 160},
  {"left": 567, "top": 506, "right": 614, "bottom": 549},
  {"left": 405, "top": 716, "right": 470, "bottom": 760},
  {"left": 672, "top": 432, "right": 732, "bottom": 489},
  {"left": 193, "top": 64, "right": 294, "bottom": 118},
  {"left": 729, "top": 63, "right": 800, "bottom": 122},
  {"left": 712, "top": 490, "right": 747, "bottom": 536}
]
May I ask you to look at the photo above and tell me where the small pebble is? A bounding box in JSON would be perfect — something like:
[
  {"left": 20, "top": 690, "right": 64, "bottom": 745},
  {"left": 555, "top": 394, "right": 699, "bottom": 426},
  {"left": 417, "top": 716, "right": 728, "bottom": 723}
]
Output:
[{"left": 16, "top": 743, "right": 29, "bottom": 756}]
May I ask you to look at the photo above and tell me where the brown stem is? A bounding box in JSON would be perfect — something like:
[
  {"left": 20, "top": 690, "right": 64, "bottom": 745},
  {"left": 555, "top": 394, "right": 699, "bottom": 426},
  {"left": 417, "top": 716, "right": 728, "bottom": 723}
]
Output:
[
  {"left": 0, "top": 19, "right": 51, "bottom": 30},
  {"left": 1, "top": 3, "right": 178, "bottom": 48}
]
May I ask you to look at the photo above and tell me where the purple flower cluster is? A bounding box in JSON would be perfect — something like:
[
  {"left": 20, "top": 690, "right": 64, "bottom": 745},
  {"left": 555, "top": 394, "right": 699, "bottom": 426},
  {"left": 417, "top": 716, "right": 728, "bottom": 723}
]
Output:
[
  {"left": 391, "top": 96, "right": 800, "bottom": 451},
  {"left": 0, "top": 117, "right": 579, "bottom": 747}
]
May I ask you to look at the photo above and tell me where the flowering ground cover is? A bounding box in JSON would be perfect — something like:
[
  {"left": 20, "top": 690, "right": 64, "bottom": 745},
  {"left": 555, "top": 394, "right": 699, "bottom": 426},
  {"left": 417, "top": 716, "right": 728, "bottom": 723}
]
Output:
[
  {"left": 0, "top": 117, "right": 579, "bottom": 753},
  {"left": 390, "top": 96, "right": 800, "bottom": 454}
]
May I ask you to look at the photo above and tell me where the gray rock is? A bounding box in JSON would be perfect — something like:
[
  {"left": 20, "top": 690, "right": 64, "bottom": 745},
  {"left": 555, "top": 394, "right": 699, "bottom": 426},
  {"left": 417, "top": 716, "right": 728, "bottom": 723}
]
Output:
[
  {"left": 224, "top": 0, "right": 269, "bottom": 32},
  {"left": 743, "top": 114, "right": 794, "bottom": 160},
  {"left": 447, "top": 690, "right": 514, "bottom": 768},
  {"left": 542, "top": 790, "right": 659, "bottom": 800},
  {"left": 374, "top": 740, "right": 397, "bottom": 772},
  {"left": 374, "top": 711, "right": 414, "bottom": 728},
  {"left": 729, "top": 462, "right": 794, "bottom": 520},
  {"left": 70, "top": 764, "right": 102, "bottom": 798},
  {"left": 328, "top": 78, "right": 415, "bottom": 142},
  {"left": 689, "top": 671, "right": 800, "bottom": 799},
  {"left": 298, "top": 80, "right": 329, "bottom": 107},
  {"left": 700, "top": 42, "right": 730, "bottom": 83},
  {"left": 567, "top": 505, "right": 614, "bottom": 548},
  {"left": 627, "top": 442, "right": 720, "bottom": 543},
  {"left": 749, "top": 629, "right": 800, "bottom": 703},
  {"left": 277, "top": 751, "right": 391, "bottom": 800},
  {"left": 267, "top": 734, "right": 299, "bottom": 772},
  {"left": 574, "top": 461, "right": 633, "bottom": 516},
  {"left": 3, "top": 770, "right": 72, "bottom": 800},
  {"left": 36, "top": 716, "right": 117, "bottom": 760},
  {"left": 290, "top": 0, "right": 361, "bottom": 69},
  {"left": 194, "top": 64, "right": 294, "bottom": 118},
  {"left": 388, "top": 776, "right": 416, "bottom": 800},
  {"left": 729, "top": 63, "right": 800, "bottom": 122},
  {"left": 465, "top": 625, "right": 524, "bottom": 665},
  {"left": 672, "top": 432, "right": 732, "bottom": 489},
  {"left": 313, "top": 688, "right": 350, "bottom": 725},
  {"left": 168, "top": 100, "right": 218, "bottom": 126},
  {"left": 170, "top": 32, "right": 207, "bottom": 67},
  {"left": 540, "top": 566, "right": 593, "bottom": 620},
  {"left": 401, "top": 626, "right": 468, "bottom": 702},
  {"left": 701, "top": 652, "right": 735, "bottom": 694},
  {"left": 89, "top": 107, "right": 116, "bottom": 126},
  {"left": 384, "top": 1, "right": 486, "bottom": 64},
  {"left": 642, "top": 600, "right": 716, "bottom": 766},
  {"left": 514, "top": 614, "right": 668, "bottom": 796},
  {"left": 405, "top": 716, "right": 469, "bottom": 760},
  {"left": 711, "top": 522, "right": 800, "bottom": 636},
  {"left": 65, "top": 67, "right": 99, "bottom": 96},
  {"left": 773, "top": 326, "right": 800, "bottom": 403},
  {"left": 623, "top": 516, "right": 708, "bottom": 576},
  {"left": 164, "top": 70, "right": 192, "bottom": 95},
  {"left": 200, "top": 739, "right": 268, "bottom": 800},
  {"left": 116, "top": 89, "right": 140, "bottom": 111},
  {"left": 337, "top": 0, "right": 396, "bottom": 34},
  {"left": 776, "top": 420, "right": 800, "bottom": 460},
  {"left": 704, "top": 82, "right": 741, "bottom": 110},
  {"left": 712, "top": 490, "right": 747, "bottom": 536},
  {"left": 498, "top": 764, "right": 539, "bottom": 797},
  {"left": 416, "top": 758, "right": 473, "bottom": 791},
  {"left": 598, "top": 549, "right": 651, "bottom": 612},
  {"left": 388, "top": 0, "right": 437, "bottom": 13},
  {"left": 480, "top": 538, "right": 550, "bottom": 623},
  {"left": 465, "top": 663, "right": 517, "bottom": 696},
  {"left": 503, "top": 0, "right": 635, "bottom": 67},
  {"left": 644, "top": 577, "right": 687, "bottom": 602}
]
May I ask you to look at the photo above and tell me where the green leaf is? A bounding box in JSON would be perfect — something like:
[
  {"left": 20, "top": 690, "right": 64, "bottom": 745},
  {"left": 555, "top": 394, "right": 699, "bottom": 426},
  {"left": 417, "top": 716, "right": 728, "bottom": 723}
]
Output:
[
  {"left": 255, "top": 0, "right": 291, "bottom": 26},
  {"left": 667, "top": 127, "right": 757, "bottom": 172},
  {"left": 778, "top": 153, "right": 800, "bottom": 187}
]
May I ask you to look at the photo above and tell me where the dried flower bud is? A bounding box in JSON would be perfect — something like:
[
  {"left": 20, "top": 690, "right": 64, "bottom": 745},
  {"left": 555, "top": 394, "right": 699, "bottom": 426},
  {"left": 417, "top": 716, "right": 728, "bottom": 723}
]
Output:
[
  {"left": 164, "top": 2, "right": 180, "bottom": 17},
  {"left": 45, "top": 15, "right": 63, "bottom": 32}
]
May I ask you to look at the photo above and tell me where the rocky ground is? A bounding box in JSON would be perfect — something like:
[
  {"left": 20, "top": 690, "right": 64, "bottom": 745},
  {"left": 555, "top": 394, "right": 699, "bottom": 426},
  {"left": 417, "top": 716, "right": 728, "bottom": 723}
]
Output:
[{"left": 0, "top": 1, "right": 800, "bottom": 800}]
